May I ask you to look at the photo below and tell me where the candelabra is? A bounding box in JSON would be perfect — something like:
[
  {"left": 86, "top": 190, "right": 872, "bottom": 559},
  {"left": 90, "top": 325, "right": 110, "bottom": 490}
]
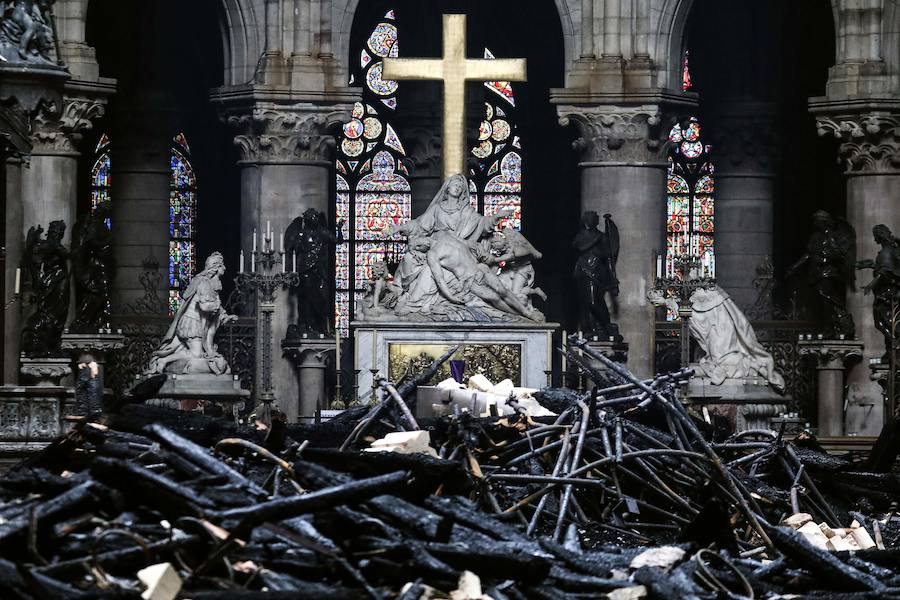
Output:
[
  {"left": 235, "top": 222, "right": 299, "bottom": 422},
  {"left": 653, "top": 253, "right": 716, "bottom": 368}
]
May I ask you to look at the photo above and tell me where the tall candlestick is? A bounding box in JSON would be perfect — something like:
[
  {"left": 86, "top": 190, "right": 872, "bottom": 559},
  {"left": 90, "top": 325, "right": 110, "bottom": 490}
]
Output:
[
  {"left": 239, "top": 250, "right": 244, "bottom": 273},
  {"left": 253, "top": 229, "right": 257, "bottom": 252}
]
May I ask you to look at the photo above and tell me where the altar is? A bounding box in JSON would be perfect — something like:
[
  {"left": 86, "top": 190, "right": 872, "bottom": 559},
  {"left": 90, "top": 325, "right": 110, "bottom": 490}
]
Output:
[{"left": 353, "top": 321, "right": 557, "bottom": 397}]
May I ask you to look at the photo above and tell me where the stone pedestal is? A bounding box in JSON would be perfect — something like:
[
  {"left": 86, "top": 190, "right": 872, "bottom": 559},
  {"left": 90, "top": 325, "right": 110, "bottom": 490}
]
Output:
[
  {"left": 353, "top": 321, "right": 559, "bottom": 399},
  {"left": 19, "top": 356, "right": 72, "bottom": 387},
  {"left": 60, "top": 330, "right": 124, "bottom": 385},
  {"left": 686, "top": 374, "right": 789, "bottom": 432},
  {"left": 282, "top": 336, "right": 334, "bottom": 422},
  {"left": 798, "top": 339, "right": 863, "bottom": 436},
  {"left": 146, "top": 374, "right": 250, "bottom": 423}
]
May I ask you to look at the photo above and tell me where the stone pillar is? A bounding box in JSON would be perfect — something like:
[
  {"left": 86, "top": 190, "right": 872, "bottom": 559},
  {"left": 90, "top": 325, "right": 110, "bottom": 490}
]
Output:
[
  {"left": 557, "top": 107, "right": 670, "bottom": 378},
  {"left": 814, "top": 110, "right": 900, "bottom": 399},
  {"left": 799, "top": 339, "right": 864, "bottom": 436},
  {"left": 283, "top": 337, "right": 333, "bottom": 420},
  {"left": 224, "top": 104, "right": 349, "bottom": 421},
  {"left": 4, "top": 158, "right": 24, "bottom": 383},
  {"left": 110, "top": 103, "right": 173, "bottom": 312},
  {"left": 24, "top": 96, "right": 107, "bottom": 247},
  {"left": 707, "top": 104, "right": 779, "bottom": 311}
]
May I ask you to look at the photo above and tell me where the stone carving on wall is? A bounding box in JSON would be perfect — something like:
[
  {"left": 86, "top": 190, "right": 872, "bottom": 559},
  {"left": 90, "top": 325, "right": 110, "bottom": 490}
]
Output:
[
  {"left": 815, "top": 113, "right": 900, "bottom": 173},
  {"left": 573, "top": 210, "right": 620, "bottom": 340},
  {"left": 226, "top": 106, "right": 350, "bottom": 163},
  {"left": 30, "top": 96, "right": 107, "bottom": 155},
  {"left": 359, "top": 174, "right": 545, "bottom": 323},
  {"left": 70, "top": 205, "right": 113, "bottom": 332},
  {"left": 146, "top": 252, "right": 237, "bottom": 375},
  {"left": 559, "top": 108, "right": 674, "bottom": 163},
  {"left": 285, "top": 208, "right": 340, "bottom": 337},
  {"left": 648, "top": 286, "right": 785, "bottom": 391},
  {"left": 21, "top": 220, "right": 69, "bottom": 355},
  {"left": 0, "top": 0, "right": 56, "bottom": 63},
  {"left": 787, "top": 210, "right": 857, "bottom": 339},
  {"left": 857, "top": 224, "right": 900, "bottom": 360}
]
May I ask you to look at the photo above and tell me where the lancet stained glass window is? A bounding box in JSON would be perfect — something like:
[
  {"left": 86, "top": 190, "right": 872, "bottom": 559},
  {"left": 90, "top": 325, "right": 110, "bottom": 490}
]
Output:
[
  {"left": 169, "top": 133, "right": 198, "bottom": 315},
  {"left": 91, "top": 134, "right": 111, "bottom": 221},
  {"left": 469, "top": 49, "right": 523, "bottom": 231},
  {"left": 335, "top": 9, "right": 411, "bottom": 337},
  {"left": 666, "top": 117, "right": 715, "bottom": 279}
]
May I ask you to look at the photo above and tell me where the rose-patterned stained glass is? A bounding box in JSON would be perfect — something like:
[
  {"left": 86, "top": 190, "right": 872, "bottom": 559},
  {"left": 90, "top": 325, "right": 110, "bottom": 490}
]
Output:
[
  {"left": 169, "top": 133, "right": 197, "bottom": 314},
  {"left": 335, "top": 9, "right": 410, "bottom": 338},
  {"left": 665, "top": 117, "right": 715, "bottom": 280},
  {"left": 469, "top": 49, "right": 525, "bottom": 232}
]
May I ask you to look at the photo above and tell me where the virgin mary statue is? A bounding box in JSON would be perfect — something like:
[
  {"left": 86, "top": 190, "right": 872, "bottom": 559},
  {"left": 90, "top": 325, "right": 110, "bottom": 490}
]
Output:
[{"left": 414, "top": 173, "right": 504, "bottom": 242}]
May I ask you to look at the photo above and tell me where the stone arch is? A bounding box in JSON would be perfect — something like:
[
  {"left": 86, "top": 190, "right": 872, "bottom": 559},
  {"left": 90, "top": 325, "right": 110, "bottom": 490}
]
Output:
[
  {"left": 217, "top": 0, "right": 263, "bottom": 86},
  {"left": 333, "top": 0, "right": 577, "bottom": 76}
]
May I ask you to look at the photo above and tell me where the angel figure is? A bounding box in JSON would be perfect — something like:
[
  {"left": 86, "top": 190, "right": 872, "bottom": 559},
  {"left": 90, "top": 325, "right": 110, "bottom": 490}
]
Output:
[
  {"left": 857, "top": 224, "right": 900, "bottom": 360},
  {"left": 573, "top": 211, "right": 620, "bottom": 339},
  {"left": 70, "top": 205, "right": 113, "bottom": 331},
  {"left": 285, "top": 208, "right": 341, "bottom": 336},
  {"left": 788, "top": 210, "right": 856, "bottom": 338},
  {"left": 484, "top": 229, "right": 546, "bottom": 310},
  {"left": 21, "top": 220, "right": 69, "bottom": 355}
]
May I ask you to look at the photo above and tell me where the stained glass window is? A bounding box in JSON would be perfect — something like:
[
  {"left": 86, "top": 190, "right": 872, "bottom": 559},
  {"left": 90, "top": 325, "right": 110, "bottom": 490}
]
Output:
[
  {"left": 469, "top": 49, "right": 523, "bottom": 231},
  {"left": 91, "top": 134, "right": 111, "bottom": 224},
  {"left": 335, "top": 9, "right": 411, "bottom": 337},
  {"left": 169, "top": 133, "right": 198, "bottom": 315},
  {"left": 681, "top": 50, "right": 692, "bottom": 92},
  {"left": 666, "top": 117, "right": 715, "bottom": 279}
]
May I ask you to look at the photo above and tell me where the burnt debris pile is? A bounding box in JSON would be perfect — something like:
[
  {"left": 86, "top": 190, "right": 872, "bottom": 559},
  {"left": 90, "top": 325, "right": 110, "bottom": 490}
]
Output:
[{"left": 1, "top": 342, "right": 900, "bottom": 598}]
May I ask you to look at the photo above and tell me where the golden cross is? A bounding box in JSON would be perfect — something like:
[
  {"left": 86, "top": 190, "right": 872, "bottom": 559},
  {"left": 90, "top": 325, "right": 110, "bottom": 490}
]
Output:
[{"left": 382, "top": 14, "right": 527, "bottom": 179}]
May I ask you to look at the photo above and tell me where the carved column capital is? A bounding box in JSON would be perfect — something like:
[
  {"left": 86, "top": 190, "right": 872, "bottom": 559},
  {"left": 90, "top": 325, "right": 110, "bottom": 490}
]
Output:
[
  {"left": 798, "top": 339, "right": 864, "bottom": 370},
  {"left": 224, "top": 104, "right": 351, "bottom": 164},
  {"left": 706, "top": 109, "right": 781, "bottom": 174},
  {"left": 815, "top": 112, "right": 900, "bottom": 174},
  {"left": 558, "top": 106, "right": 675, "bottom": 164},
  {"left": 30, "top": 94, "right": 107, "bottom": 156}
]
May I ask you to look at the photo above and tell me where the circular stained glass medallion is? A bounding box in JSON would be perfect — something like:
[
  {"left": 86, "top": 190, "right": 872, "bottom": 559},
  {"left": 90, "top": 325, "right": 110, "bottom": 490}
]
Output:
[
  {"left": 478, "top": 120, "right": 492, "bottom": 141},
  {"left": 685, "top": 120, "right": 701, "bottom": 141},
  {"left": 367, "top": 22, "right": 398, "bottom": 58},
  {"left": 343, "top": 119, "right": 364, "bottom": 139},
  {"left": 341, "top": 138, "right": 364, "bottom": 157},
  {"left": 681, "top": 141, "right": 703, "bottom": 159},
  {"left": 363, "top": 117, "right": 383, "bottom": 140},
  {"left": 472, "top": 140, "right": 493, "bottom": 159},
  {"left": 351, "top": 102, "right": 364, "bottom": 119},
  {"left": 366, "top": 63, "right": 398, "bottom": 96},
  {"left": 491, "top": 119, "right": 510, "bottom": 141}
]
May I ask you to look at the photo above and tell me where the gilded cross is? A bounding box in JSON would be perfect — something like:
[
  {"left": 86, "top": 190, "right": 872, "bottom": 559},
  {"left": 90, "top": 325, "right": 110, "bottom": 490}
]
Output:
[{"left": 382, "top": 14, "right": 527, "bottom": 179}]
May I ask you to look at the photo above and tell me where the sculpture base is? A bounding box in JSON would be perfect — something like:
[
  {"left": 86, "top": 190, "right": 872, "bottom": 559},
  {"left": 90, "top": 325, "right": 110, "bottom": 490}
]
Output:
[
  {"left": 0, "top": 384, "right": 76, "bottom": 462},
  {"left": 19, "top": 356, "right": 72, "bottom": 387},
  {"left": 145, "top": 373, "right": 250, "bottom": 423},
  {"left": 685, "top": 374, "right": 789, "bottom": 432},
  {"left": 352, "top": 321, "right": 558, "bottom": 398}
]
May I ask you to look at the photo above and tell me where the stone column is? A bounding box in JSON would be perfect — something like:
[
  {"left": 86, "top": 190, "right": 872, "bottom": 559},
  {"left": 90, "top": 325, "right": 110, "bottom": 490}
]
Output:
[
  {"left": 224, "top": 104, "right": 348, "bottom": 422},
  {"left": 24, "top": 95, "right": 107, "bottom": 247},
  {"left": 814, "top": 110, "right": 900, "bottom": 395},
  {"left": 557, "top": 107, "right": 670, "bottom": 378},
  {"left": 283, "top": 338, "right": 333, "bottom": 420},
  {"left": 799, "top": 339, "right": 864, "bottom": 436},
  {"left": 706, "top": 104, "right": 779, "bottom": 311},
  {"left": 110, "top": 102, "right": 173, "bottom": 312}
]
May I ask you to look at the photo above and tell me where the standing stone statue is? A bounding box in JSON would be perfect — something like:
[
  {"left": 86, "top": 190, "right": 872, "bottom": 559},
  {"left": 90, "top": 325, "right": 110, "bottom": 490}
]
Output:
[
  {"left": 70, "top": 206, "right": 113, "bottom": 332},
  {"left": 21, "top": 220, "right": 69, "bottom": 355},
  {"left": 285, "top": 208, "right": 340, "bottom": 337},
  {"left": 573, "top": 211, "right": 620, "bottom": 340},
  {"left": 0, "top": 0, "right": 56, "bottom": 62},
  {"left": 788, "top": 210, "right": 856, "bottom": 339},
  {"left": 857, "top": 224, "right": 900, "bottom": 360},
  {"left": 146, "top": 252, "right": 237, "bottom": 375}
]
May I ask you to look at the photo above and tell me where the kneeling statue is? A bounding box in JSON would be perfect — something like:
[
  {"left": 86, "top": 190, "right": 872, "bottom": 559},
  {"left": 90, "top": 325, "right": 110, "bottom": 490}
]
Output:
[{"left": 147, "top": 252, "right": 237, "bottom": 375}]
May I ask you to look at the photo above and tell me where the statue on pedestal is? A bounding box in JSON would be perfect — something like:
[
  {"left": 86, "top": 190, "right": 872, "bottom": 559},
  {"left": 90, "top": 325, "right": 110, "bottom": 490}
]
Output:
[
  {"left": 146, "top": 252, "right": 237, "bottom": 375},
  {"left": 285, "top": 208, "right": 339, "bottom": 337},
  {"left": 0, "top": 0, "right": 56, "bottom": 62},
  {"left": 70, "top": 206, "right": 113, "bottom": 332},
  {"left": 362, "top": 174, "right": 545, "bottom": 323},
  {"left": 788, "top": 210, "right": 856, "bottom": 339},
  {"left": 857, "top": 224, "right": 900, "bottom": 360},
  {"left": 573, "top": 211, "right": 620, "bottom": 340},
  {"left": 648, "top": 286, "right": 785, "bottom": 391},
  {"left": 21, "top": 220, "right": 69, "bottom": 355}
]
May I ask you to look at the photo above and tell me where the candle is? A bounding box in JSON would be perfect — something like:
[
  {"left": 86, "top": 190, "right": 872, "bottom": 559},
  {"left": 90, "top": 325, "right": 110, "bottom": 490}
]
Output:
[
  {"left": 282, "top": 251, "right": 286, "bottom": 272},
  {"left": 335, "top": 336, "right": 341, "bottom": 373},
  {"left": 656, "top": 254, "right": 662, "bottom": 279},
  {"left": 280, "top": 232, "right": 284, "bottom": 253},
  {"left": 267, "top": 220, "right": 271, "bottom": 241},
  {"left": 354, "top": 333, "right": 359, "bottom": 371},
  {"left": 14, "top": 268, "right": 20, "bottom": 295},
  {"left": 251, "top": 252, "right": 255, "bottom": 273},
  {"left": 253, "top": 229, "right": 257, "bottom": 252},
  {"left": 239, "top": 250, "right": 244, "bottom": 273},
  {"left": 371, "top": 330, "right": 378, "bottom": 371},
  {"left": 561, "top": 329, "right": 567, "bottom": 373},
  {"left": 293, "top": 251, "right": 297, "bottom": 272}
]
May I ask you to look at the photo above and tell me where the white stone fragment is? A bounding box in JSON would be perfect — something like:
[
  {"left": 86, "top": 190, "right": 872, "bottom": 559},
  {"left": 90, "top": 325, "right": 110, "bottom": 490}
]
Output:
[
  {"left": 797, "top": 522, "right": 829, "bottom": 550},
  {"left": 850, "top": 527, "right": 876, "bottom": 550},
  {"left": 629, "top": 546, "right": 685, "bottom": 570},
  {"left": 137, "top": 563, "right": 182, "bottom": 600},
  {"left": 607, "top": 586, "right": 648, "bottom": 600},
  {"left": 437, "top": 377, "right": 464, "bottom": 390},
  {"left": 490, "top": 378, "right": 515, "bottom": 398},
  {"left": 826, "top": 535, "right": 854, "bottom": 552},
  {"left": 365, "top": 430, "right": 438, "bottom": 457},
  {"left": 449, "top": 570, "right": 492, "bottom": 600},
  {"left": 782, "top": 513, "right": 812, "bottom": 529},
  {"left": 818, "top": 522, "right": 836, "bottom": 538},
  {"left": 467, "top": 374, "right": 494, "bottom": 392}
]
